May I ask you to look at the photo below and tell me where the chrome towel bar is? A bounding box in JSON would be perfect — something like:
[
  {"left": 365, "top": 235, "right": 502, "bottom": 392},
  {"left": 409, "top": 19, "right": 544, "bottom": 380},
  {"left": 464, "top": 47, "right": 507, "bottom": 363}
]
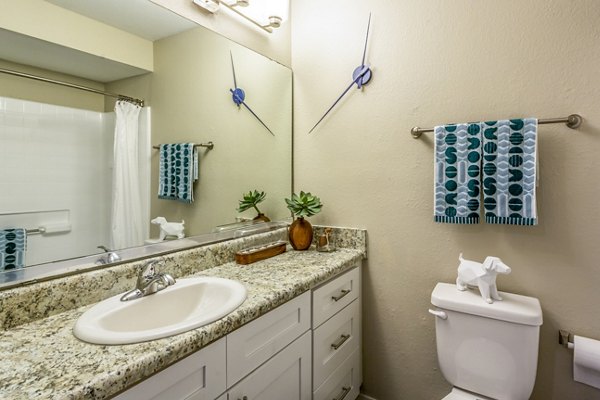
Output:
[
  {"left": 411, "top": 114, "right": 583, "bottom": 139},
  {"left": 152, "top": 142, "right": 214, "bottom": 150}
]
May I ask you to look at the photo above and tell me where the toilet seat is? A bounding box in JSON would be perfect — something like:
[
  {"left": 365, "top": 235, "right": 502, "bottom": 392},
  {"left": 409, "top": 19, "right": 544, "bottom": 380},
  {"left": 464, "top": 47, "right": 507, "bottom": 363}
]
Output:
[{"left": 442, "top": 387, "right": 493, "bottom": 400}]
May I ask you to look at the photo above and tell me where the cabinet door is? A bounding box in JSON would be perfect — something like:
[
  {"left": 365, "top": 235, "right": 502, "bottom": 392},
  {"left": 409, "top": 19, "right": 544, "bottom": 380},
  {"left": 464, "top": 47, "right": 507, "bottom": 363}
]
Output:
[
  {"left": 228, "top": 331, "right": 312, "bottom": 400},
  {"left": 313, "top": 265, "right": 360, "bottom": 328},
  {"left": 227, "top": 291, "right": 310, "bottom": 386},
  {"left": 113, "top": 338, "right": 226, "bottom": 400},
  {"left": 313, "top": 299, "right": 361, "bottom": 389},
  {"left": 313, "top": 348, "right": 361, "bottom": 400}
]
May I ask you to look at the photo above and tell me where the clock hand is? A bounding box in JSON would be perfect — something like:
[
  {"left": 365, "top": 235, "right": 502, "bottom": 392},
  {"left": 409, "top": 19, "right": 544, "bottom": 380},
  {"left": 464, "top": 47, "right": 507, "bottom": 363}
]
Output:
[
  {"left": 356, "top": 13, "right": 372, "bottom": 89},
  {"left": 230, "top": 51, "right": 245, "bottom": 107},
  {"left": 361, "top": 13, "right": 371, "bottom": 67},
  {"left": 308, "top": 65, "right": 370, "bottom": 134},
  {"left": 230, "top": 50, "right": 238, "bottom": 89},
  {"left": 230, "top": 89, "right": 275, "bottom": 136}
]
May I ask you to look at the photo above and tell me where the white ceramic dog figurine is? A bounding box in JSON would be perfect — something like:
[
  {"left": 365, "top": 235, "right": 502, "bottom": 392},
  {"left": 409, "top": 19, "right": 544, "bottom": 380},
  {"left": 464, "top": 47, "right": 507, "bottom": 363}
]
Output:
[
  {"left": 151, "top": 217, "right": 185, "bottom": 240},
  {"left": 456, "top": 253, "right": 511, "bottom": 304}
]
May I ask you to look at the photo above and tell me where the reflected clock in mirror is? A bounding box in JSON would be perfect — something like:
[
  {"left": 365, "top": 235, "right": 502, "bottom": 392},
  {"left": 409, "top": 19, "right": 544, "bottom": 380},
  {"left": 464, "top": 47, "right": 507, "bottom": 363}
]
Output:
[{"left": 229, "top": 51, "right": 275, "bottom": 135}]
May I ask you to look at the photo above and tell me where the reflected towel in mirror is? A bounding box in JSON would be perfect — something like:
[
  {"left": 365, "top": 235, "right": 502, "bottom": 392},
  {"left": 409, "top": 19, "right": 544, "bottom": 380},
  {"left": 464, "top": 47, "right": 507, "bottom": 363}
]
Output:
[
  {"left": 158, "top": 143, "right": 198, "bottom": 203},
  {"left": 0, "top": 228, "right": 27, "bottom": 270}
]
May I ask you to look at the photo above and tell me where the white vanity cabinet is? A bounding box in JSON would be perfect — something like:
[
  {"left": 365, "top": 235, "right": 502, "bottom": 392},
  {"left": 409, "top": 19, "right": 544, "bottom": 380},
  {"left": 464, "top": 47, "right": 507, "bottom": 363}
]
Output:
[
  {"left": 113, "top": 336, "right": 226, "bottom": 400},
  {"left": 113, "top": 264, "right": 362, "bottom": 400},
  {"left": 312, "top": 265, "right": 362, "bottom": 400}
]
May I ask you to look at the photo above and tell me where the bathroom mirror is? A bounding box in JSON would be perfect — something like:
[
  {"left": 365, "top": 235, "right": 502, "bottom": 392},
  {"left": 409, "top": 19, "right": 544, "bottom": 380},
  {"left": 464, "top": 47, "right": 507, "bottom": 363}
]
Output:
[{"left": 0, "top": 0, "right": 292, "bottom": 288}]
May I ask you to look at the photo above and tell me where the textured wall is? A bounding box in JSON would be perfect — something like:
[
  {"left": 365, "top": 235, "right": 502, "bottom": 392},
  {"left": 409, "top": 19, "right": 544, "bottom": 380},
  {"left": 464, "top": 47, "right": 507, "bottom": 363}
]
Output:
[{"left": 291, "top": 1, "right": 600, "bottom": 399}]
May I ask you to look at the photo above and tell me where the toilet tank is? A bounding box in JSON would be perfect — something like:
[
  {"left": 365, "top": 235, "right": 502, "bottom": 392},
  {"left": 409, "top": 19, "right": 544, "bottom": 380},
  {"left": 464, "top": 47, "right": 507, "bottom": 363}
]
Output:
[{"left": 431, "top": 283, "right": 543, "bottom": 400}]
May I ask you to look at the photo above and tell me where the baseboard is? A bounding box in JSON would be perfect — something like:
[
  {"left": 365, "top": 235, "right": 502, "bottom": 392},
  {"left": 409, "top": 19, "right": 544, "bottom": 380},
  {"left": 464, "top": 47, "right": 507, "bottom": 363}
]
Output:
[{"left": 358, "top": 394, "right": 379, "bottom": 400}]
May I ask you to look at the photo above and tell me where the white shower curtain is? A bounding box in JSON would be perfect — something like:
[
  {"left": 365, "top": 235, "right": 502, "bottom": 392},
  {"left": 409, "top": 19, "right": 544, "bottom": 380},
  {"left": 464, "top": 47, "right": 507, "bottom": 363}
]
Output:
[{"left": 109, "top": 100, "right": 145, "bottom": 250}]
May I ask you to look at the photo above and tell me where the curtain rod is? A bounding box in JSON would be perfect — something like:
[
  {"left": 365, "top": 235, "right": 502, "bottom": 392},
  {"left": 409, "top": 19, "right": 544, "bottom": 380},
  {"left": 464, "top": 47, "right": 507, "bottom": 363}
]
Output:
[
  {"left": 0, "top": 67, "right": 144, "bottom": 107},
  {"left": 411, "top": 114, "right": 582, "bottom": 139}
]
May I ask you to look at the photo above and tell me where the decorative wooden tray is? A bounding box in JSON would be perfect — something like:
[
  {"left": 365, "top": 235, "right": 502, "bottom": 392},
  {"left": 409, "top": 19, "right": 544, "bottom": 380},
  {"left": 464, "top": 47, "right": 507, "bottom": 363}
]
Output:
[{"left": 235, "top": 240, "right": 287, "bottom": 265}]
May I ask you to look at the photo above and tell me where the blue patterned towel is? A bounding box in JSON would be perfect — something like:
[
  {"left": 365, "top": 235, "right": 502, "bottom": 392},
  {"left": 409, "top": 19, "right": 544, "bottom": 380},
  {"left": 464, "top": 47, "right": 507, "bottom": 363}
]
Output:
[
  {"left": 158, "top": 143, "right": 199, "bottom": 203},
  {"left": 0, "top": 229, "right": 27, "bottom": 270},
  {"left": 434, "top": 123, "right": 482, "bottom": 224},
  {"left": 481, "top": 119, "right": 538, "bottom": 225}
]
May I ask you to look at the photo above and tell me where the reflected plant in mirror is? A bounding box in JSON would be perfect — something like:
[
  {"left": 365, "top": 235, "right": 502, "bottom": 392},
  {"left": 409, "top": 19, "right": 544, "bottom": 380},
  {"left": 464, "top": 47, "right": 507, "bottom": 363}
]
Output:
[
  {"left": 237, "top": 190, "right": 270, "bottom": 222},
  {"left": 0, "top": 0, "right": 292, "bottom": 288}
]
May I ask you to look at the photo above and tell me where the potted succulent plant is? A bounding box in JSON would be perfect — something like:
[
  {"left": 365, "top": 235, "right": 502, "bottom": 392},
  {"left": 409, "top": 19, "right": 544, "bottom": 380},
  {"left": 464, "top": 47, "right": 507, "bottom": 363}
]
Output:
[
  {"left": 285, "top": 191, "right": 323, "bottom": 250},
  {"left": 237, "top": 190, "right": 270, "bottom": 222}
]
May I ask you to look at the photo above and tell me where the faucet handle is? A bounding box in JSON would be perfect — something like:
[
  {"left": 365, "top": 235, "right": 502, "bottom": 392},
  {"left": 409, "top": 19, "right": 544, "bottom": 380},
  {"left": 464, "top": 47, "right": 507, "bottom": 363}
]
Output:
[{"left": 137, "top": 259, "right": 162, "bottom": 285}]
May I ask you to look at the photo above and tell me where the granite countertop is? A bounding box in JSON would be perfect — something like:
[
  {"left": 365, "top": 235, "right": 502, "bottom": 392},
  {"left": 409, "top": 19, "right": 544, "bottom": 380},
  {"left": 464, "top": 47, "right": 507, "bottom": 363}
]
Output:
[{"left": 0, "top": 246, "right": 364, "bottom": 400}]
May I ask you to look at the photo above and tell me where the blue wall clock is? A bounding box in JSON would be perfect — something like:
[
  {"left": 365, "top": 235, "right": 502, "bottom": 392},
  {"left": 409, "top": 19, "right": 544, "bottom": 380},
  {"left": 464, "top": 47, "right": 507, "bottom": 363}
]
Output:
[{"left": 309, "top": 13, "right": 373, "bottom": 134}]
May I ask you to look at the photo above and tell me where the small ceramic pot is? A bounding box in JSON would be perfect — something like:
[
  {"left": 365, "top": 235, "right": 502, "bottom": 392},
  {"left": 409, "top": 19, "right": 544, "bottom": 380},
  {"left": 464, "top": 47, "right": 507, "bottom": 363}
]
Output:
[{"left": 288, "top": 217, "right": 313, "bottom": 250}]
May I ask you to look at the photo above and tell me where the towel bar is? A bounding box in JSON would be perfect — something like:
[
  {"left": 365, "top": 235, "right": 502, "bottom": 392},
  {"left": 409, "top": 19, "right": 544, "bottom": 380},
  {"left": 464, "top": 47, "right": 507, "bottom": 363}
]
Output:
[
  {"left": 411, "top": 114, "right": 583, "bottom": 139},
  {"left": 153, "top": 142, "right": 214, "bottom": 150}
]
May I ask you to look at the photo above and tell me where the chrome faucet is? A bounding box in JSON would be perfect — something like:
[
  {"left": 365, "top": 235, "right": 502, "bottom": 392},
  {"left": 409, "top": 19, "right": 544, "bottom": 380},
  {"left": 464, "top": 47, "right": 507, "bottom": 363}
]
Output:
[
  {"left": 120, "top": 259, "right": 176, "bottom": 302},
  {"left": 96, "top": 245, "right": 121, "bottom": 264}
]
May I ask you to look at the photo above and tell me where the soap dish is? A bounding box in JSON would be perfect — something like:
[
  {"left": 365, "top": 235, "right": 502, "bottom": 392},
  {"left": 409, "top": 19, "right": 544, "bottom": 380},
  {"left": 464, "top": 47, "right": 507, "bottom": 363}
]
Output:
[{"left": 235, "top": 240, "right": 287, "bottom": 265}]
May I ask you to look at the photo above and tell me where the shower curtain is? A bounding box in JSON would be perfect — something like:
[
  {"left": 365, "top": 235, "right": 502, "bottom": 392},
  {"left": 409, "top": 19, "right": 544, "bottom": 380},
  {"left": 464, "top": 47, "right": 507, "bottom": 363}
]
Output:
[{"left": 109, "top": 100, "right": 145, "bottom": 250}]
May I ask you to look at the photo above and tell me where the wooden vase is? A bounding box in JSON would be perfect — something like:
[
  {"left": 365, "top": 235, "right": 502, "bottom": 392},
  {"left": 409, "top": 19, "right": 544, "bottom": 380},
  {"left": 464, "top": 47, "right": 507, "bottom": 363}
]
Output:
[{"left": 289, "top": 217, "right": 313, "bottom": 250}]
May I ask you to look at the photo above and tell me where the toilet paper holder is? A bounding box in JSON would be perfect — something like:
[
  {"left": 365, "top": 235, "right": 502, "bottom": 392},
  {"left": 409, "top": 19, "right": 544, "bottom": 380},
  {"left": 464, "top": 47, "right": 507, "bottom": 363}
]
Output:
[{"left": 559, "top": 329, "right": 574, "bottom": 349}]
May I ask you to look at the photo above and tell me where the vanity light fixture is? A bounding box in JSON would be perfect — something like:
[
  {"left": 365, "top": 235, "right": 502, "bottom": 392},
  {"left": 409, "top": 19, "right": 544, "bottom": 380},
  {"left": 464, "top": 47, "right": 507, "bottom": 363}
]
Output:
[{"left": 193, "top": 0, "right": 286, "bottom": 33}]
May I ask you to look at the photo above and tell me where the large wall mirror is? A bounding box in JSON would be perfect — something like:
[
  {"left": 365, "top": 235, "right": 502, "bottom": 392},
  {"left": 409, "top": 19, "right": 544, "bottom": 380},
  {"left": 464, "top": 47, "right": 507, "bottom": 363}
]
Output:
[{"left": 0, "top": 0, "right": 292, "bottom": 288}]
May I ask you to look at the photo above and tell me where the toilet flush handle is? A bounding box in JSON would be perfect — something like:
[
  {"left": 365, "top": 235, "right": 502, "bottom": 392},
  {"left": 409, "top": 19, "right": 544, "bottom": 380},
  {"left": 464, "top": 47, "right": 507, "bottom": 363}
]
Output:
[{"left": 428, "top": 309, "right": 447, "bottom": 320}]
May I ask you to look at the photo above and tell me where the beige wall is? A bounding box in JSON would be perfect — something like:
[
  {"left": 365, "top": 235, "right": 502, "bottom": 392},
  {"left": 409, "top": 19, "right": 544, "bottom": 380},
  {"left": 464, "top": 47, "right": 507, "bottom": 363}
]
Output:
[
  {"left": 291, "top": 1, "right": 600, "bottom": 399},
  {"left": 150, "top": 0, "right": 291, "bottom": 67},
  {"left": 0, "top": 59, "right": 105, "bottom": 111}
]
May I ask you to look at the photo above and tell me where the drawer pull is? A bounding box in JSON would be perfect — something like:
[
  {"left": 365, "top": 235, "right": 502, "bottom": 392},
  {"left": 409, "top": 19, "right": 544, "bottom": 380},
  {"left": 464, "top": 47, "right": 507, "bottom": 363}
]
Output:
[
  {"left": 331, "top": 334, "right": 350, "bottom": 350},
  {"left": 331, "top": 289, "right": 351, "bottom": 302},
  {"left": 333, "top": 386, "right": 351, "bottom": 400},
  {"left": 237, "top": 397, "right": 248, "bottom": 400}
]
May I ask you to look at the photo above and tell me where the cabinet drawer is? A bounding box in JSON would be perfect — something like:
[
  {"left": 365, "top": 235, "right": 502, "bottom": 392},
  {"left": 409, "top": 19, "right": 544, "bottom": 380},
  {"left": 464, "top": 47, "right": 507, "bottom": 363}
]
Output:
[
  {"left": 313, "top": 299, "right": 361, "bottom": 389},
  {"left": 227, "top": 291, "right": 311, "bottom": 387},
  {"left": 313, "top": 348, "right": 361, "bottom": 400},
  {"left": 313, "top": 265, "right": 360, "bottom": 328},
  {"left": 114, "top": 337, "right": 226, "bottom": 400},
  {"left": 228, "top": 331, "right": 312, "bottom": 400}
]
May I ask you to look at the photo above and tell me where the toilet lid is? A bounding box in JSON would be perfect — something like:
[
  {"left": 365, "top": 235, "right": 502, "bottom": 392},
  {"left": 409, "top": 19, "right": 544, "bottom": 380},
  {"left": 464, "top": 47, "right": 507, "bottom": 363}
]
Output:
[{"left": 442, "top": 388, "right": 493, "bottom": 400}]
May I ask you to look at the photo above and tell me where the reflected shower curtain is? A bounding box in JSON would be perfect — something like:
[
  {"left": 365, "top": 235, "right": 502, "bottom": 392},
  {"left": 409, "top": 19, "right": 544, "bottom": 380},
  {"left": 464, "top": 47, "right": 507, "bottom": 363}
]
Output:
[{"left": 109, "top": 100, "right": 144, "bottom": 250}]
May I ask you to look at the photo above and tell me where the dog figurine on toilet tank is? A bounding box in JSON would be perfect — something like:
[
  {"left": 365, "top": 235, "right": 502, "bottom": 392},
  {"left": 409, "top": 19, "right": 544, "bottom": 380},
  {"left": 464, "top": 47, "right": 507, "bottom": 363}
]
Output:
[{"left": 456, "top": 253, "right": 511, "bottom": 304}]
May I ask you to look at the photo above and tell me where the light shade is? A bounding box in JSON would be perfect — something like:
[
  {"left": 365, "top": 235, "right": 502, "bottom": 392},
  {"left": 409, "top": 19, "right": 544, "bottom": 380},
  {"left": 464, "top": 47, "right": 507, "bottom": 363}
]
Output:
[{"left": 227, "top": 0, "right": 288, "bottom": 26}]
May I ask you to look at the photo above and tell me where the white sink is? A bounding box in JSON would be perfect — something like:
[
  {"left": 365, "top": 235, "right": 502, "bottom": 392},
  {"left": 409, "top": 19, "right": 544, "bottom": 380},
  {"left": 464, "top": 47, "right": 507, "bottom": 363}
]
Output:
[{"left": 73, "top": 276, "right": 247, "bottom": 345}]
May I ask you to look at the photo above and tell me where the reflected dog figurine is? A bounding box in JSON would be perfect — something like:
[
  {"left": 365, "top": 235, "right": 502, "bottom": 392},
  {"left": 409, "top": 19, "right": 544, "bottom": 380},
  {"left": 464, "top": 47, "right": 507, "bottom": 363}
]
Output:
[
  {"left": 456, "top": 253, "right": 511, "bottom": 304},
  {"left": 151, "top": 217, "right": 185, "bottom": 240}
]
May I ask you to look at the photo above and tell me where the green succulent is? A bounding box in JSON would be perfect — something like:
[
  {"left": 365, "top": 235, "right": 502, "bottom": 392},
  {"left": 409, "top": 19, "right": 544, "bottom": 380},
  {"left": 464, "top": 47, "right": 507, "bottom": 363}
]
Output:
[
  {"left": 285, "top": 191, "right": 323, "bottom": 218},
  {"left": 237, "top": 190, "right": 266, "bottom": 214}
]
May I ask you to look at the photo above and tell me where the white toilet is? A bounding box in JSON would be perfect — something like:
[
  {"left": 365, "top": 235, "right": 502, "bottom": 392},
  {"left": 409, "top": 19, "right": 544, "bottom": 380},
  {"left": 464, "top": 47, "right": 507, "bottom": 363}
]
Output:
[{"left": 429, "top": 282, "right": 543, "bottom": 400}]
